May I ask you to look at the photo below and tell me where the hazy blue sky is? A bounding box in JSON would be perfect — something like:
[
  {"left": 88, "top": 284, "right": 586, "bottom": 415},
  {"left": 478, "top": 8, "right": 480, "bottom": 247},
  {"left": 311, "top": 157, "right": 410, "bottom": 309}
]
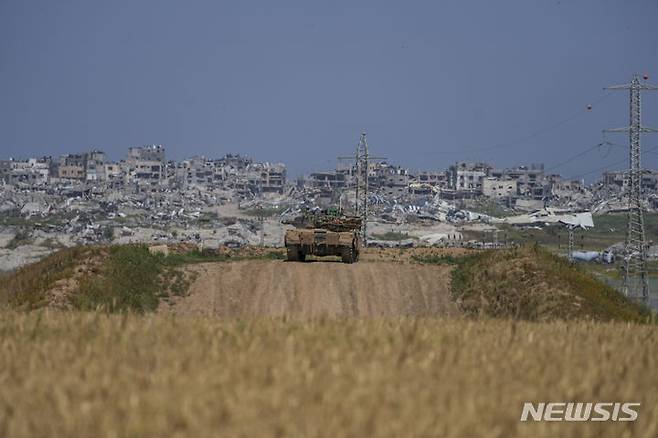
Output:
[{"left": 1, "top": 0, "right": 657, "bottom": 178}]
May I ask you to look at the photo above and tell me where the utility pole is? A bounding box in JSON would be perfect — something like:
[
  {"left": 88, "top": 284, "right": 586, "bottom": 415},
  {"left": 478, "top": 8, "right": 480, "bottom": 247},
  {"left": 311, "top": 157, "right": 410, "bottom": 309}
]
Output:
[
  {"left": 338, "top": 132, "right": 386, "bottom": 246},
  {"left": 257, "top": 205, "right": 265, "bottom": 247},
  {"left": 604, "top": 74, "right": 658, "bottom": 302},
  {"left": 568, "top": 226, "right": 575, "bottom": 263}
]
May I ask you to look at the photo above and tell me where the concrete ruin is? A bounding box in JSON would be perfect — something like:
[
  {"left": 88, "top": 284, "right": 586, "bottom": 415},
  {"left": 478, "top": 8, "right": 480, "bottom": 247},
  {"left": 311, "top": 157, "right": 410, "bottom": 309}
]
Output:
[{"left": 2, "top": 144, "right": 658, "bottom": 271}]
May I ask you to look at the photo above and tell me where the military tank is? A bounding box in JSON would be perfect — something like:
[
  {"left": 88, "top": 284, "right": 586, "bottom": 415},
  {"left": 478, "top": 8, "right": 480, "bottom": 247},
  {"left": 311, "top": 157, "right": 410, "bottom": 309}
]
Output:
[{"left": 284, "top": 209, "right": 362, "bottom": 263}]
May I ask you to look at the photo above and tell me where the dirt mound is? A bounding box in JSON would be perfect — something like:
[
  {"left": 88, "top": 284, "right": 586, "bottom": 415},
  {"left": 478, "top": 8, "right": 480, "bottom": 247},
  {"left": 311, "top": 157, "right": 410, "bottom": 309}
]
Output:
[
  {"left": 0, "top": 246, "right": 109, "bottom": 310},
  {"left": 451, "top": 246, "right": 651, "bottom": 322},
  {"left": 44, "top": 249, "right": 107, "bottom": 309},
  {"left": 160, "top": 259, "right": 457, "bottom": 318}
]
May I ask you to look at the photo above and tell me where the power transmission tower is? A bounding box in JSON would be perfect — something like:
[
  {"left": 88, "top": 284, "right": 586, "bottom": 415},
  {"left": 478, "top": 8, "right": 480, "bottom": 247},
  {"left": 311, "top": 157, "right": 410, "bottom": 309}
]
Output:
[
  {"left": 604, "top": 74, "right": 658, "bottom": 302},
  {"left": 355, "top": 133, "right": 369, "bottom": 242},
  {"left": 338, "top": 133, "right": 385, "bottom": 245}
]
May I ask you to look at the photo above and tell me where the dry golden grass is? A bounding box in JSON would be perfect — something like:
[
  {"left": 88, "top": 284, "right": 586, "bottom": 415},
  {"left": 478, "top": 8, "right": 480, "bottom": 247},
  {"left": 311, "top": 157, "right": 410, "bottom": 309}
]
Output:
[{"left": 0, "top": 311, "right": 656, "bottom": 437}]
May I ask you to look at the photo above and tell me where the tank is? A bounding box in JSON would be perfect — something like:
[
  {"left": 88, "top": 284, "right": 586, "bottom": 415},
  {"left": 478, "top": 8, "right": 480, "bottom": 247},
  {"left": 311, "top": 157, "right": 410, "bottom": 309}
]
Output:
[{"left": 284, "top": 210, "right": 362, "bottom": 263}]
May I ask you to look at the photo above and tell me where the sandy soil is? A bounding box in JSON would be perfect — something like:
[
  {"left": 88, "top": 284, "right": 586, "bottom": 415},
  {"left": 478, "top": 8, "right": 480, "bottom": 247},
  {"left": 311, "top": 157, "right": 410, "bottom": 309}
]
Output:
[{"left": 160, "top": 259, "right": 457, "bottom": 318}]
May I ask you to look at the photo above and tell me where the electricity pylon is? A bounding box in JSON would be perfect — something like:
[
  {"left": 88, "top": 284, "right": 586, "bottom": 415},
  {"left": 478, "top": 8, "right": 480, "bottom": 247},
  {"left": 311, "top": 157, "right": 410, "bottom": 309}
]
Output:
[
  {"left": 338, "top": 133, "right": 385, "bottom": 245},
  {"left": 604, "top": 75, "right": 658, "bottom": 302}
]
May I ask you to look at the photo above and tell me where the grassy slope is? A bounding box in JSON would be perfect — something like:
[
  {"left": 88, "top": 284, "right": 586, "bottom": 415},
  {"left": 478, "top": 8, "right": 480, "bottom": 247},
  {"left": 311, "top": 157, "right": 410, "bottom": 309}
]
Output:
[
  {"left": 371, "top": 231, "right": 418, "bottom": 241},
  {"left": 0, "top": 312, "right": 656, "bottom": 438},
  {"left": 415, "top": 245, "right": 652, "bottom": 322},
  {"left": 74, "top": 245, "right": 179, "bottom": 312},
  {"left": 76, "top": 245, "right": 285, "bottom": 312},
  {"left": 0, "top": 246, "right": 105, "bottom": 309},
  {"left": 1, "top": 245, "right": 285, "bottom": 313}
]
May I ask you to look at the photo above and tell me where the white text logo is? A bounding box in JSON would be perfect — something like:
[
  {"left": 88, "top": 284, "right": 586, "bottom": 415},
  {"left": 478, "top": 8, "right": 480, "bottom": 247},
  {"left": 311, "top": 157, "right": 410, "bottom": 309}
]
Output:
[{"left": 520, "top": 402, "right": 640, "bottom": 422}]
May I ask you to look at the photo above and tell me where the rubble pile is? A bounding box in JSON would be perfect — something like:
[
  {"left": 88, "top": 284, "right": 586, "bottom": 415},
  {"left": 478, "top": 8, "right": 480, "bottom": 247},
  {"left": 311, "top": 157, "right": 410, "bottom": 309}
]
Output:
[{"left": 4, "top": 145, "right": 658, "bottom": 271}]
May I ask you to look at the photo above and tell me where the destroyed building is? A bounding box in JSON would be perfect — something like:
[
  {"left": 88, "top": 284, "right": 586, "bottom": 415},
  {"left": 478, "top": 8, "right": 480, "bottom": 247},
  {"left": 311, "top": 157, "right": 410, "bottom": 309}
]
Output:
[
  {"left": 58, "top": 153, "right": 88, "bottom": 180},
  {"left": 308, "top": 171, "right": 347, "bottom": 190},
  {"left": 125, "top": 145, "right": 166, "bottom": 190},
  {"left": 0, "top": 157, "right": 52, "bottom": 185},
  {"left": 307, "top": 162, "right": 409, "bottom": 198},
  {"left": 413, "top": 170, "right": 449, "bottom": 188},
  {"left": 407, "top": 170, "right": 448, "bottom": 195},
  {"left": 215, "top": 154, "right": 252, "bottom": 171},
  {"left": 85, "top": 150, "right": 107, "bottom": 182},
  {"left": 481, "top": 177, "right": 517, "bottom": 199},
  {"left": 5, "top": 140, "right": 658, "bottom": 261},
  {"left": 489, "top": 164, "right": 548, "bottom": 199},
  {"left": 0, "top": 160, "right": 10, "bottom": 183},
  {"left": 170, "top": 154, "right": 287, "bottom": 196},
  {"left": 549, "top": 177, "right": 586, "bottom": 199},
  {"left": 128, "top": 144, "right": 165, "bottom": 162},
  {"left": 602, "top": 170, "right": 625, "bottom": 192},
  {"left": 369, "top": 163, "right": 410, "bottom": 197},
  {"left": 601, "top": 169, "right": 658, "bottom": 194},
  {"left": 103, "top": 162, "right": 124, "bottom": 186},
  {"left": 237, "top": 162, "right": 287, "bottom": 196},
  {"left": 445, "top": 162, "right": 492, "bottom": 197},
  {"left": 176, "top": 156, "right": 215, "bottom": 188}
]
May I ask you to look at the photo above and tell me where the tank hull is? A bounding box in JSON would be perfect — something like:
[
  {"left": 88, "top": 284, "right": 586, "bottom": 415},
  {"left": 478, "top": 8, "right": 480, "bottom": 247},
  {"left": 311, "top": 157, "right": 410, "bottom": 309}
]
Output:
[{"left": 285, "top": 229, "right": 361, "bottom": 263}]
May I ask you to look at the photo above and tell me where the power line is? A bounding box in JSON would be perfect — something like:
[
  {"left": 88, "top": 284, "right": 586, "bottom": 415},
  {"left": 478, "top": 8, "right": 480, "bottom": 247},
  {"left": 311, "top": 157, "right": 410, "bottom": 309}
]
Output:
[
  {"left": 476, "top": 93, "right": 612, "bottom": 153},
  {"left": 544, "top": 139, "right": 643, "bottom": 173},
  {"left": 544, "top": 142, "right": 605, "bottom": 172},
  {"left": 567, "top": 144, "right": 658, "bottom": 180},
  {"left": 430, "top": 91, "right": 613, "bottom": 156}
]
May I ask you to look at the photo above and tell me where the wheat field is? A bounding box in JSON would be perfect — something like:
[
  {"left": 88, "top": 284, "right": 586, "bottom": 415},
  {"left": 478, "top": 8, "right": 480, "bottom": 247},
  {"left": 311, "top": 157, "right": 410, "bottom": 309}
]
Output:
[{"left": 0, "top": 311, "right": 656, "bottom": 438}]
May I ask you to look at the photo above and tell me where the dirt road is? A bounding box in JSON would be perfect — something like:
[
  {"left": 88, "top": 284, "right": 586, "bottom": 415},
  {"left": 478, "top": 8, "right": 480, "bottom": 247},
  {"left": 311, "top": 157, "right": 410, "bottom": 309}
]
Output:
[{"left": 161, "top": 259, "right": 457, "bottom": 318}]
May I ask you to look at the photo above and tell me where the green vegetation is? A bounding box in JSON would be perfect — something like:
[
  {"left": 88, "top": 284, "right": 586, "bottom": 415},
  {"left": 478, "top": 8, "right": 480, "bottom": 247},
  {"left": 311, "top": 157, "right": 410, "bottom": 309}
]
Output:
[
  {"left": 241, "top": 206, "right": 285, "bottom": 217},
  {"left": 464, "top": 197, "right": 516, "bottom": 217},
  {"left": 416, "top": 245, "right": 653, "bottom": 322},
  {"left": 0, "top": 211, "right": 78, "bottom": 228},
  {"left": 75, "top": 246, "right": 283, "bottom": 313},
  {"left": 411, "top": 254, "right": 460, "bottom": 265},
  {"left": 581, "top": 212, "right": 658, "bottom": 249},
  {"left": 1, "top": 244, "right": 286, "bottom": 313},
  {"left": 162, "top": 247, "right": 285, "bottom": 266},
  {"left": 74, "top": 245, "right": 172, "bottom": 313},
  {"left": 371, "top": 231, "right": 418, "bottom": 241}
]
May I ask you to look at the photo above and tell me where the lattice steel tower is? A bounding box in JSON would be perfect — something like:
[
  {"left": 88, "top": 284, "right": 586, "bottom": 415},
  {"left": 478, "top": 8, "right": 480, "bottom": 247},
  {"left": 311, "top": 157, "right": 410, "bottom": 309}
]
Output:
[
  {"left": 338, "top": 133, "right": 385, "bottom": 245},
  {"left": 605, "top": 75, "right": 658, "bottom": 301},
  {"left": 354, "top": 133, "right": 373, "bottom": 244}
]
